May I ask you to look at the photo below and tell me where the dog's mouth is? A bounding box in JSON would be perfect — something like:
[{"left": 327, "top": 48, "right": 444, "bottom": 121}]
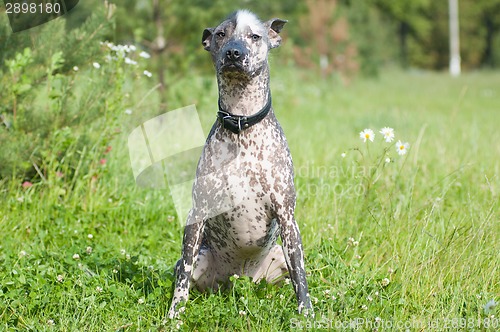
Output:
[
  {"left": 218, "top": 62, "right": 252, "bottom": 80},
  {"left": 220, "top": 61, "right": 245, "bottom": 72}
]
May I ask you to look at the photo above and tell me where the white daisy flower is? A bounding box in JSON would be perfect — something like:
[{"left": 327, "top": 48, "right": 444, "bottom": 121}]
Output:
[
  {"left": 341, "top": 152, "right": 346, "bottom": 158},
  {"left": 73, "top": 66, "right": 79, "bottom": 71},
  {"left": 143, "top": 70, "right": 152, "bottom": 77},
  {"left": 359, "top": 129, "right": 375, "bottom": 142},
  {"left": 395, "top": 140, "right": 410, "bottom": 156},
  {"left": 92, "top": 62, "right": 100, "bottom": 69},
  {"left": 379, "top": 127, "right": 395, "bottom": 142}
]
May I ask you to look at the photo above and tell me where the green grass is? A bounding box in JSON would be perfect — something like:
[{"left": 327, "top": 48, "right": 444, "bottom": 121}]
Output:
[{"left": 1, "top": 67, "right": 499, "bottom": 331}]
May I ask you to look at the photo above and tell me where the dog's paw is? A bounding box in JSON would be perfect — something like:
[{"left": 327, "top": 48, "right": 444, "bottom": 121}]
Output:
[
  {"left": 298, "top": 298, "right": 314, "bottom": 318},
  {"left": 302, "top": 307, "right": 315, "bottom": 319},
  {"left": 167, "top": 305, "right": 185, "bottom": 319}
]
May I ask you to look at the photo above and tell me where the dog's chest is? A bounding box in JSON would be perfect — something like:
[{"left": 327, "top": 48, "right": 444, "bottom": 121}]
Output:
[
  {"left": 199, "top": 114, "right": 292, "bottom": 188},
  {"left": 196, "top": 115, "right": 293, "bottom": 255}
]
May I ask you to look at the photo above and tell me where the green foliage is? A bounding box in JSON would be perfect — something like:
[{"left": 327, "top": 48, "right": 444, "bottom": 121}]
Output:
[
  {"left": 1, "top": 67, "right": 499, "bottom": 330},
  {"left": 112, "top": 0, "right": 304, "bottom": 76},
  {"left": 375, "top": 0, "right": 500, "bottom": 69},
  {"left": 345, "top": 0, "right": 397, "bottom": 76},
  {"left": 0, "top": 2, "right": 145, "bottom": 181},
  {"left": 0, "top": 1, "right": 499, "bottom": 330}
]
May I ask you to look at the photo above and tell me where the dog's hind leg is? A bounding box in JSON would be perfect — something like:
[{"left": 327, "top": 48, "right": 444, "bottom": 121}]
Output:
[
  {"left": 250, "top": 244, "right": 288, "bottom": 284},
  {"left": 191, "top": 247, "right": 219, "bottom": 291}
]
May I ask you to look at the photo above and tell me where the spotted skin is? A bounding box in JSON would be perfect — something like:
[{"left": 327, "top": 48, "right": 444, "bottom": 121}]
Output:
[{"left": 168, "top": 10, "right": 313, "bottom": 318}]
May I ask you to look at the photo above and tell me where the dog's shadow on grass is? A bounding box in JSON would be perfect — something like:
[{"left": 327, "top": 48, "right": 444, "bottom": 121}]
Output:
[
  {"left": 87, "top": 255, "right": 177, "bottom": 298},
  {"left": 90, "top": 255, "right": 291, "bottom": 309}
]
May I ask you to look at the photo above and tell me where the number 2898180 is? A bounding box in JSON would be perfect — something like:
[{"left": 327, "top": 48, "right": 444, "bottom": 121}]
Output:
[{"left": 6, "top": 2, "right": 62, "bottom": 14}]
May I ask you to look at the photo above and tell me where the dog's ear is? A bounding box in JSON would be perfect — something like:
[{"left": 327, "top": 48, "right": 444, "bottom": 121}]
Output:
[
  {"left": 265, "top": 18, "right": 288, "bottom": 49},
  {"left": 202, "top": 28, "right": 214, "bottom": 51}
]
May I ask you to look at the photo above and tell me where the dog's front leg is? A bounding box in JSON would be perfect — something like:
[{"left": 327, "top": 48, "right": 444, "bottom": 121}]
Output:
[
  {"left": 278, "top": 212, "right": 314, "bottom": 316},
  {"left": 168, "top": 211, "right": 205, "bottom": 319}
]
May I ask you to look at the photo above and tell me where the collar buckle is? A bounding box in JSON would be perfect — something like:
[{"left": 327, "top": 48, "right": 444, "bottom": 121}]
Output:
[{"left": 217, "top": 94, "right": 272, "bottom": 135}]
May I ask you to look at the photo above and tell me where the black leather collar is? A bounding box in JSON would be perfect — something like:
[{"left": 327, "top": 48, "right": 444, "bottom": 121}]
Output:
[{"left": 217, "top": 94, "right": 272, "bottom": 134}]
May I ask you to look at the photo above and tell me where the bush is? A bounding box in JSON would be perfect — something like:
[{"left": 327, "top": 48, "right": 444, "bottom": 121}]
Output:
[{"left": 0, "top": 2, "right": 151, "bottom": 186}]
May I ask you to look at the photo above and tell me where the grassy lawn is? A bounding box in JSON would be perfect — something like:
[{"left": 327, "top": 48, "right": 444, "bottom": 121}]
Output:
[{"left": 1, "top": 67, "right": 499, "bottom": 331}]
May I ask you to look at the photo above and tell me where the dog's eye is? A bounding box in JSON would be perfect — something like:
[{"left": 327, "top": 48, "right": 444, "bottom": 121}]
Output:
[
  {"left": 251, "top": 34, "right": 261, "bottom": 41},
  {"left": 216, "top": 31, "right": 226, "bottom": 38}
]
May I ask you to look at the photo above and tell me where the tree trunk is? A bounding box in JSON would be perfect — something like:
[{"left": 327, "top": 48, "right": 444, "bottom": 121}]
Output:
[
  {"left": 448, "top": 0, "right": 461, "bottom": 76},
  {"left": 482, "top": 16, "right": 494, "bottom": 68},
  {"left": 153, "top": 0, "right": 167, "bottom": 112},
  {"left": 399, "top": 21, "right": 409, "bottom": 68}
]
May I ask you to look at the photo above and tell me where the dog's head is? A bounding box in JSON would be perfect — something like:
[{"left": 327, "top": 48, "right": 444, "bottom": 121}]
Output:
[{"left": 202, "top": 10, "right": 287, "bottom": 79}]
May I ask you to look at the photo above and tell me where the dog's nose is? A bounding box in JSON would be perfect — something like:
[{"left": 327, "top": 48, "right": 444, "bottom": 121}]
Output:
[
  {"left": 222, "top": 41, "right": 247, "bottom": 62},
  {"left": 226, "top": 48, "right": 241, "bottom": 61}
]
